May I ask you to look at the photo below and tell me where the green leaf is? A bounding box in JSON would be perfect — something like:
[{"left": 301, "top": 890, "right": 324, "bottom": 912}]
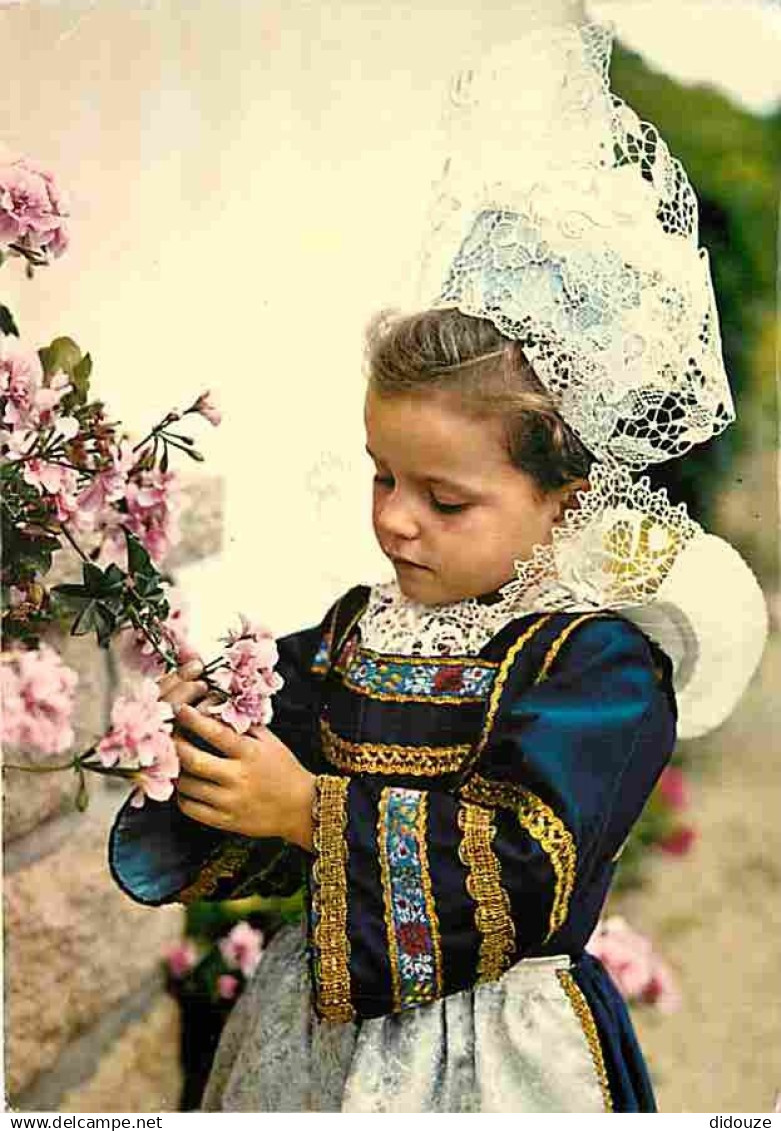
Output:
[
  {"left": 0, "top": 304, "right": 19, "bottom": 337},
  {"left": 38, "top": 336, "right": 84, "bottom": 379},
  {"left": 50, "top": 582, "right": 89, "bottom": 602},
  {"left": 124, "top": 528, "right": 156, "bottom": 579},
  {"left": 94, "top": 603, "right": 116, "bottom": 648},
  {"left": 71, "top": 601, "right": 98, "bottom": 636},
  {"left": 70, "top": 352, "right": 92, "bottom": 403}
]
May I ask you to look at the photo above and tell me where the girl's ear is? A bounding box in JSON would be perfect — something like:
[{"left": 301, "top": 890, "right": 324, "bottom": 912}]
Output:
[{"left": 554, "top": 478, "right": 591, "bottom": 523}]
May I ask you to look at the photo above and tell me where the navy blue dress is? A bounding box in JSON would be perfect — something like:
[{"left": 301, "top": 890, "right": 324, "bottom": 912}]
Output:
[{"left": 110, "top": 583, "right": 677, "bottom": 1112}]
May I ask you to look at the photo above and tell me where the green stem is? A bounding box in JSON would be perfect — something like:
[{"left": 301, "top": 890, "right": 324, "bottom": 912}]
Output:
[{"left": 2, "top": 757, "right": 79, "bottom": 773}]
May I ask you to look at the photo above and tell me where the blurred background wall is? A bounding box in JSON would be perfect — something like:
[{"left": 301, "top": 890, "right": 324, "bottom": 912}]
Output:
[{"left": 1, "top": 0, "right": 779, "bottom": 1112}]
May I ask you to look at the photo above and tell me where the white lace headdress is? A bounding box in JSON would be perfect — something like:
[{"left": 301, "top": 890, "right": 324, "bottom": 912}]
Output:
[{"left": 362, "top": 21, "right": 767, "bottom": 740}]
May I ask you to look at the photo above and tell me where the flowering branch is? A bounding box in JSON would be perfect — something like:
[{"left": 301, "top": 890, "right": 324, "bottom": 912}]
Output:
[{"left": 0, "top": 151, "right": 276, "bottom": 812}]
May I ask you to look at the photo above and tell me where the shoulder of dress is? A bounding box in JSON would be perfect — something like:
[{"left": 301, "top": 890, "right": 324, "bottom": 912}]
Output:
[{"left": 482, "top": 607, "right": 666, "bottom": 687}]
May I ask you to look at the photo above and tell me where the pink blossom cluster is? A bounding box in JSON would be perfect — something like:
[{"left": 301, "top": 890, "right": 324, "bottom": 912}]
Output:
[
  {"left": 118, "top": 587, "right": 200, "bottom": 677},
  {"left": 96, "top": 679, "right": 179, "bottom": 807},
  {"left": 219, "top": 921, "right": 264, "bottom": 979},
  {"left": 164, "top": 939, "right": 199, "bottom": 980},
  {"left": 0, "top": 643, "right": 79, "bottom": 754},
  {"left": 0, "top": 154, "right": 69, "bottom": 258},
  {"left": 586, "top": 916, "right": 681, "bottom": 1013},
  {"left": 91, "top": 464, "right": 184, "bottom": 571},
  {"left": 654, "top": 765, "right": 697, "bottom": 857},
  {"left": 0, "top": 336, "right": 78, "bottom": 451},
  {"left": 203, "top": 614, "right": 285, "bottom": 734}
]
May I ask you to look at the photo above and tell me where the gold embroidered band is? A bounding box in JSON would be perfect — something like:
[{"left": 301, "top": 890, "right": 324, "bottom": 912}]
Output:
[
  {"left": 556, "top": 970, "right": 613, "bottom": 1112},
  {"left": 320, "top": 716, "right": 470, "bottom": 776},
  {"left": 460, "top": 774, "right": 576, "bottom": 941},
  {"left": 311, "top": 774, "right": 355, "bottom": 1022},
  {"left": 178, "top": 838, "right": 253, "bottom": 904},
  {"left": 457, "top": 801, "right": 516, "bottom": 982}
]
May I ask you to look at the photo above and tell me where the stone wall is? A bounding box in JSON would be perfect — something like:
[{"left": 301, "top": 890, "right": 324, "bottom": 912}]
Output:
[{"left": 3, "top": 476, "right": 224, "bottom": 1113}]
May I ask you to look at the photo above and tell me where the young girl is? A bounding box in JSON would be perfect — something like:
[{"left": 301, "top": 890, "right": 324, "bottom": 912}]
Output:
[
  {"left": 110, "top": 20, "right": 767, "bottom": 1113},
  {"left": 110, "top": 306, "right": 678, "bottom": 1113}
]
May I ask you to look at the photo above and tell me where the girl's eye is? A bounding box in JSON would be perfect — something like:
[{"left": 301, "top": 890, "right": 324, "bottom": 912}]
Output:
[
  {"left": 431, "top": 496, "right": 468, "bottom": 515},
  {"left": 373, "top": 474, "right": 393, "bottom": 488}
]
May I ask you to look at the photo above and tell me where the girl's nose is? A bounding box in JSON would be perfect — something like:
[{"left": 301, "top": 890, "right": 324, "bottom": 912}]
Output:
[{"left": 375, "top": 489, "right": 421, "bottom": 541}]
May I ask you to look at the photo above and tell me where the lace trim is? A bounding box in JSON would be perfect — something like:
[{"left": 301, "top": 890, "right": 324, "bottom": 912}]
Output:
[
  {"left": 457, "top": 802, "right": 516, "bottom": 982},
  {"left": 320, "top": 716, "right": 470, "bottom": 777},
  {"left": 311, "top": 775, "right": 354, "bottom": 1022},
  {"left": 418, "top": 21, "right": 735, "bottom": 469},
  {"left": 556, "top": 970, "right": 614, "bottom": 1112},
  {"left": 460, "top": 774, "right": 576, "bottom": 941}
]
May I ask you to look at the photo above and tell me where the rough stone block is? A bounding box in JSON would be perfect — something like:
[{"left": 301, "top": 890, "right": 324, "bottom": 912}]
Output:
[
  {"left": 4, "top": 798, "right": 184, "bottom": 1096},
  {"left": 58, "top": 996, "right": 182, "bottom": 1114}
]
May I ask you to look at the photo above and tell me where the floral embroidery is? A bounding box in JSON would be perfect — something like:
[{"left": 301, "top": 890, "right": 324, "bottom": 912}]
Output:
[
  {"left": 340, "top": 650, "right": 497, "bottom": 704},
  {"left": 379, "top": 788, "right": 443, "bottom": 1011}
]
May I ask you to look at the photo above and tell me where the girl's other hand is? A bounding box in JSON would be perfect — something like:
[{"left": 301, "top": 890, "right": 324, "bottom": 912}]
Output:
[
  {"left": 171, "top": 704, "right": 316, "bottom": 851},
  {"left": 156, "top": 658, "right": 210, "bottom": 715}
]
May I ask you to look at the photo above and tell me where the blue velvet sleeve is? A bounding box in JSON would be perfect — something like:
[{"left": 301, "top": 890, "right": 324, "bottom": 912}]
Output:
[
  {"left": 108, "top": 599, "right": 339, "bottom": 907},
  {"left": 306, "top": 615, "right": 677, "bottom": 1022}
]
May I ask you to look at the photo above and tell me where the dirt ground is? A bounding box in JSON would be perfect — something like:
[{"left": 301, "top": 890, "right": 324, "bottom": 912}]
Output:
[{"left": 611, "top": 619, "right": 781, "bottom": 1114}]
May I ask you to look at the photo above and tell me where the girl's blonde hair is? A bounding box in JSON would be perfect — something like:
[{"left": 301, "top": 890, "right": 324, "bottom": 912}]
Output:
[{"left": 364, "top": 307, "right": 594, "bottom": 497}]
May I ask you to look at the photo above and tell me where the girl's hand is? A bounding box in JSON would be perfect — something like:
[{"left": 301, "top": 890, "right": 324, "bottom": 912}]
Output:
[
  {"left": 156, "top": 657, "right": 210, "bottom": 713},
  {"left": 172, "top": 703, "right": 316, "bottom": 852}
]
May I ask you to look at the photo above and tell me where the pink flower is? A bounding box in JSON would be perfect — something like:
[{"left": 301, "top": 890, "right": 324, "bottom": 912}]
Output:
[
  {"left": 216, "top": 974, "right": 240, "bottom": 1001},
  {"left": 21, "top": 459, "right": 83, "bottom": 524},
  {"left": 218, "top": 921, "right": 264, "bottom": 979},
  {"left": 202, "top": 615, "right": 284, "bottom": 734},
  {"left": 657, "top": 825, "right": 697, "bottom": 857},
  {"left": 0, "top": 156, "right": 69, "bottom": 257},
  {"left": 164, "top": 940, "right": 199, "bottom": 979},
  {"left": 97, "top": 679, "right": 179, "bottom": 807},
  {"left": 224, "top": 613, "right": 275, "bottom": 648},
  {"left": 97, "top": 680, "right": 175, "bottom": 767},
  {"left": 656, "top": 766, "right": 691, "bottom": 812},
  {"left": 122, "top": 466, "right": 183, "bottom": 567},
  {"left": 0, "top": 644, "right": 79, "bottom": 755},
  {"left": 639, "top": 964, "right": 682, "bottom": 1014},
  {"left": 75, "top": 437, "right": 136, "bottom": 520},
  {"left": 129, "top": 735, "right": 179, "bottom": 808},
  {"left": 586, "top": 916, "right": 681, "bottom": 1013},
  {"left": 191, "top": 390, "right": 221, "bottom": 427}
]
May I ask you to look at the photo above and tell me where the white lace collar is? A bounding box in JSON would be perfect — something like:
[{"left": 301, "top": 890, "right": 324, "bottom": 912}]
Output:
[{"left": 357, "top": 575, "right": 592, "bottom": 658}]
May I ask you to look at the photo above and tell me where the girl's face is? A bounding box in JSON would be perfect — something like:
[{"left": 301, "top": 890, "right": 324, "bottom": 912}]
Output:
[{"left": 365, "top": 386, "right": 582, "bottom": 606}]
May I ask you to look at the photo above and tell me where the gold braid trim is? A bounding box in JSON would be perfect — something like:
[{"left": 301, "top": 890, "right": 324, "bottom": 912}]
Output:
[
  {"left": 349, "top": 648, "right": 500, "bottom": 668},
  {"left": 534, "top": 613, "right": 612, "bottom": 685},
  {"left": 556, "top": 970, "right": 613, "bottom": 1112},
  {"left": 311, "top": 775, "right": 355, "bottom": 1022},
  {"left": 460, "top": 614, "right": 553, "bottom": 778},
  {"left": 333, "top": 603, "right": 368, "bottom": 664},
  {"left": 378, "top": 788, "right": 402, "bottom": 1012},
  {"left": 320, "top": 716, "right": 470, "bottom": 776},
  {"left": 178, "top": 839, "right": 253, "bottom": 904},
  {"left": 460, "top": 775, "right": 576, "bottom": 941},
  {"left": 457, "top": 802, "right": 516, "bottom": 982}
]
